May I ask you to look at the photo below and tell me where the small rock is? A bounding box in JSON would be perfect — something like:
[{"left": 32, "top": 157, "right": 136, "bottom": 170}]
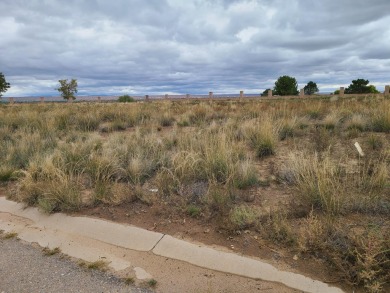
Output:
[
  {"left": 293, "top": 255, "right": 298, "bottom": 261},
  {"left": 204, "top": 229, "right": 210, "bottom": 233}
]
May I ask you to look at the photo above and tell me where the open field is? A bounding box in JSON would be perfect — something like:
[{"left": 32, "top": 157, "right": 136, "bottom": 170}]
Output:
[{"left": 1, "top": 96, "right": 389, "bottom": 292}]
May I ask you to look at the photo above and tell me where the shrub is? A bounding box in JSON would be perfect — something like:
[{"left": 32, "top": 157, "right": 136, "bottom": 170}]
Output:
[
  {"left": 187, "top": 204, "right": 201, "bottom": 217},
  {"left": 229, "top": 205, "right": 258, "bottom": 229},
  {"left": 247, "top": 117, "right": 278, "bottom": 158},
  {"left": 118, "top": 95, "right": 135, "bottom": 103}
]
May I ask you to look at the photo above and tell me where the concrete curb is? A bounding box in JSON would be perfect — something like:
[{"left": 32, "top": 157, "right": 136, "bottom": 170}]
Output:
[{"left": 0, "top": 197, "right": 344, "bottom": 293}]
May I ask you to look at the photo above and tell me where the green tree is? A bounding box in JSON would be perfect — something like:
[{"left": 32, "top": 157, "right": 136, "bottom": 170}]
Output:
[
  {"left": 345, "top": 79, "right": 378, "bottom": 94},
  {"left": 368, "top": 85, "right": 380, "bottom": 94},
  {"left": 261, "top": 89, "right": 271, "bottom": 97},
  {"left": 303, "top": 81, "right": 319, "bottom": 95},
  {"left": 118, "top": 94, "right": 135, "bottom": 102},
  {"left": 0, "top": 72, "right": 11, "bottom": 98},
  {"left": 57, "top": 79, "right": 78, "bottom": 100},
  {"left": 273, "top": 75, "right": 299, "bottom": 96}
]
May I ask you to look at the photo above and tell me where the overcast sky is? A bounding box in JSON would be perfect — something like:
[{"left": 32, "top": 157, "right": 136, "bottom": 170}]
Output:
[{"left": 1, "top": 0, "right": 389, "bottom": 96}]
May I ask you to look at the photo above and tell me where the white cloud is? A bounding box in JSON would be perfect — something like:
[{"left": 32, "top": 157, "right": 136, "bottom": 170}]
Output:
[
  {"left": 236, "top": 27, "right": 259, "bottom": 43},
  {"left": 0, "top": 0, "right": 389, "bottom": 96}
]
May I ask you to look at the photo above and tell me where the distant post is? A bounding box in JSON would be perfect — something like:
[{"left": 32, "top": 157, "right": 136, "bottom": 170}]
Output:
[
  {"left": 299, "top": 89, "right": 304, "bottom": 97},
  {"left": 165, "top": 94, "right": 169, "bottom": 100},
  {"left": 339, "top": 87, "right": 345, "bottom": 96},
  {"left": 145, "top": 95, "right": 149, "bottom": 102},
  {"left": 240, "top": 90, "right": 244, "bottom": 99},
  {"left": 268, "top": 89, "right": 272, "bottom": 97},
  {"left": 209, "top": 92, "right": 213, "bottom": 99},
  {"left": 385, "top": 85, "right": 389, "bottom": 96},
  {"left": 186, "top": 94, "right": 190, "bottom": 99},
  {"left": 97, "top": 96, "right": 101, "bottom": 102},
  {"left": 40, "top": 97, "right": 44, "bottom": 103}
]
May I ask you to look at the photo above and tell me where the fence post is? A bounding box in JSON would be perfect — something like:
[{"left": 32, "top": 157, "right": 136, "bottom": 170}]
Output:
[
  {"left": 145, "top": 95, "right": 149, "bottom": 102},
  {"left": 268, "top": 89, "right": 272, "bottom": 97},
  {"left": 97, "top": 96, "right": 101, "bottom": 102},
  {"left": 209, "top": 92, "right": 213, "bottom": 99},
  {"left": 300, "top": 89, "right": 304, "bottom": 97},
  {"left": 186, "top": 94, "right": 190, "bottom": 99},
  {"left": 339, "top": 87, "right": 345, "bottom": 96},
  {"left": 240, "top": 90, "right": 244, "bottom": 99},
  {"left": 385, "top": 85, "right": 389, "bottom": 96},
  {"left": 165, "top": 94, "right": 169, "bottom": 100}
]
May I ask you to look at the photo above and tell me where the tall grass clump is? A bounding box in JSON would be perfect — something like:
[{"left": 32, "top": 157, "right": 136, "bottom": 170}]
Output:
[
  {"left": 371, "top": 105, "right": 390, "bottom": 133},
  {"left": 12, "top": 156, "right": 82, "bottom": 212},
  {"left": 281, "top": 152, "right": 345, "bottom": 214},
  {"left": 244, "top": 116, "right": 278, "bottom": 158}
]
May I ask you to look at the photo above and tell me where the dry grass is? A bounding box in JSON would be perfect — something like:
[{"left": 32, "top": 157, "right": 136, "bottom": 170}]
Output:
[{"left": 1, "top": 98, "right": 389, "bottom": 291}]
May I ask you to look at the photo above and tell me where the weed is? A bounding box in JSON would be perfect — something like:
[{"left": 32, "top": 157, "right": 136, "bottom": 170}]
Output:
[
  {"left": 147, "top": 279, "right": 157, "bottom": 288},
  {"left": 159, "top": 113, "right": 175, "bottom": 127},
  {"left": 265, "top": 212, "right": 296, "bottom": 245},
  {"left": 371, "top": 105, "right": 390, "bottom": 132},
  {"left": 367, "top": 134, "right": 383, "bottom": 150},
  {"left": 282, "top": 152, "right": 344, "bottom": 215},
  {"left": 80, "top": 260, "right": 109, "bottom": 271},
  {"left": 233, "top": 160, "right": 258, "bottom": 189},
  {"left": 323, "top": 111, "right": 340, "bottom": 130},
  {"left": 124, "top": 277, "right": 135, "bottom": 285},
  {"left": 346, "top": 113, "right": 367, "bottom": 132},
  {"left": 3, "top": 231, "right": 18, "bottom": 239},
  {"left": 187, "top": 204, "right": 201, "bottom": 218},
  {"left": 246, "top": 116, "right": 277, "bottom": 158},
  {"left": 229, "top": 205, "right": 258, "bottom": 229},
  {"left": 42, "top": 247, "right": 61, "bottom": 256}
]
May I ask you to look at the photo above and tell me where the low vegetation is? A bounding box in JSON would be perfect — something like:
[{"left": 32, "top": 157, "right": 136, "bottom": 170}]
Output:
[
  {"left": 79, "top": 260, "right": 109, "bottom": 271},
  {"left": 42, "top": 246, "right": 61, "bottom": 256},
  {"left": 1, "top": 96, "right": 389, "bottom": 292}
]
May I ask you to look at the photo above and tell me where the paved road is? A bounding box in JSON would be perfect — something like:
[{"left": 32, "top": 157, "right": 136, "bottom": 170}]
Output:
[{"left": 0, "top": 237, "right": 152, "bottom": 293}]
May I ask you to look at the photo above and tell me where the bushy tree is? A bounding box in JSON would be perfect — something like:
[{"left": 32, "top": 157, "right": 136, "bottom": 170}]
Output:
[
  {"left": 57, "top": 79, "right": 78, "bottom": 100},
  {"left": 367, "top": 85, "right": 380, "bottom": 94},
  {"left": 261, "top": 89, "right": 271, "bottom": 97},
  {"left": 345, "top": 79, "right": 378, "bottom": 94},
  {"left": 0, "top": 72, "right": 11, "bottom": 98},
  {"left": 304, "top": 81, "right": 319, "bottom": 95},
  {"left": 273, "top": 75, "right": 299, "bottom": 96},
  {"left": 118, "top": 94, "right": 135, "bottom": 102}
]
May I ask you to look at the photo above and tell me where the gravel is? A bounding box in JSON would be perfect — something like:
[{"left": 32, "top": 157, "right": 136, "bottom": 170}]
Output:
[{"left": 0, "top": 237, "right": 153, "bottom": 293}]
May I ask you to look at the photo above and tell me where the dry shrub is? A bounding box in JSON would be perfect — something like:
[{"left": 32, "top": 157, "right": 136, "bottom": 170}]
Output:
[
  {"left": 264, "top": 211, "right": 296, "bottom": 245},
  {"left": 282, "top": 152, "right": 345, "bottom": 215},
  {"left": 371, "top": 105, "right": 390, "bottom": 133},
  {"left": 93, "top": 181, "right": 134, "bottom": 205},
  {"left": 345, "top": 113, "right": 368, "bottom": 132},
  {"left": 229, "top": 205, "right": 259, "bottom": 230},
  {"left": 243, "top": 116, "right": 278, "bottom": 158},
  {"left": 298, "top": 210, "right": 327, "bottom": 253}
]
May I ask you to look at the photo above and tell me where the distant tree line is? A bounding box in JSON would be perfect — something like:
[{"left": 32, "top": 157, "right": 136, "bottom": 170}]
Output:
[
  {"left": 262, "top": 76, "right": 380, "bottom": 96},
  {"left": 0, "top": 72, "right": 384, "bottom": 101}
]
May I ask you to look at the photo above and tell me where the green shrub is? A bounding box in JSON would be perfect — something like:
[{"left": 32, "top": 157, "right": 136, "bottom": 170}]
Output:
[
  {"left": 118, "top": 95, "right": 135, "bottom": 103},
  {"left": 187, "top": 205, "right": 201, "bottom": 217}
]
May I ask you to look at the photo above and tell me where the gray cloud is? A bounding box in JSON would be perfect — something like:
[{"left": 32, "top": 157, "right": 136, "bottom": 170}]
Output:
[{"left": 0, "top": 0, "right": 389, "bottom": 96}]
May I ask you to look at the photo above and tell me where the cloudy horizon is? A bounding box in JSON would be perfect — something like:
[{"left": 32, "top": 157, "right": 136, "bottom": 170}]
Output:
[{"left": 1, "top": 0, "right": 389, "bottom": 97}]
